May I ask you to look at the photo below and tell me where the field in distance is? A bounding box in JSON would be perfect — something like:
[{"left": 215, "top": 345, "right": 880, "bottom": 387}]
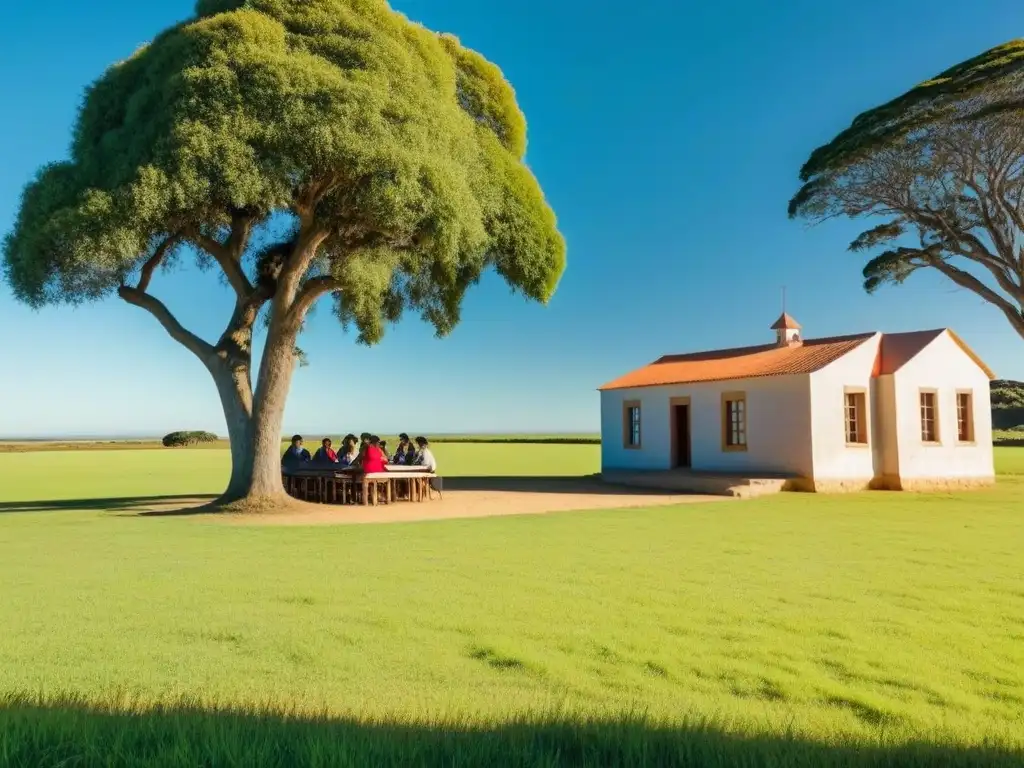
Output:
[
  {"left": 0, "top": 433, "right": 601, "bottom": 453},
  {"left": 2, "top": 431, "right": 1022, "bottom": 453}
]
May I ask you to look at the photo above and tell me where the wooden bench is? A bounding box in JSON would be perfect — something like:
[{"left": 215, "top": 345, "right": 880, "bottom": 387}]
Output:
[{"left": 284, "top": 468, "right": 356, "bottom": 503}]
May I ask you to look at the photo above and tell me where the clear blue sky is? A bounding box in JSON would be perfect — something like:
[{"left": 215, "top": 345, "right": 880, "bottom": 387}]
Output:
[{"left": 1, "top": 0, "right": 1022, "bottom": 438}]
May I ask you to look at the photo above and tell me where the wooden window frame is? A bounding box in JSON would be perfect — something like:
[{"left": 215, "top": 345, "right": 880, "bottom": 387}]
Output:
[
  {"left": 956, "top": 389, "right": 975, "bottom": 445},
  {"left": 919, "top": 388, "right": 940, "bottom": 445},
  {"left": 622, "top": 400, "right": 642, "bottom": 450},
  {"left": 721, "top": 391, "right": 748, "bottom": 452},
  {"left": 843, "top": 386, "right": 869, "bottom": 447}
]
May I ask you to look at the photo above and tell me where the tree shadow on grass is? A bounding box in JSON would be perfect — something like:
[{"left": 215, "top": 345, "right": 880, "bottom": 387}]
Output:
[
  {"left": 0, "top": 696, "right": 1019, "bottom": 768},
  {"left": 0, "top": 495, "right": 217, "bottom": 516}
]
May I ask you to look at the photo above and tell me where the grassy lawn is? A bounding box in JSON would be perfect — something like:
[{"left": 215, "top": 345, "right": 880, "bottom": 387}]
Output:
[
  {"left": 0, "top": 447, "right": 1022, "bottom": 766},
  {"left": 0, "top": 443, "right": 600, "bottom": 504}
]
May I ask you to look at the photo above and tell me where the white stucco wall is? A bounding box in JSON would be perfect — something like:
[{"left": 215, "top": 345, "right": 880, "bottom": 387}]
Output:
[
  {"left": 807, "top": 333, "right": 882, "bottom": 483},
  {"left": 891, "top": 331, "right": 994, "bottom": 481},
  {"left": 600, "top": 374, "right": 813, "bottom": 476}
]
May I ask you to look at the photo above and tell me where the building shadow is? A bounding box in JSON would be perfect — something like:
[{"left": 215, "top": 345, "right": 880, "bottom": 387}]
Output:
[
  {"left": 0, "top": 495, "right": 217, "bottom": 516},
  {"left": 442, "top": 475, "right": 686, "bottom": 495},
  {"left": 0, "top": 695, "right": 1019, "bottom": 767}
]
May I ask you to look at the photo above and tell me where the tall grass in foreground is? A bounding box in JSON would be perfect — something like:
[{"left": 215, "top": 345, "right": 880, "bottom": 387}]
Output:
[
  {"left": 1, "top": 448, "right": 1023, "bottom": 766},
  {"left": 1, "top": 694, "right": 1021, "bottom": 768}
]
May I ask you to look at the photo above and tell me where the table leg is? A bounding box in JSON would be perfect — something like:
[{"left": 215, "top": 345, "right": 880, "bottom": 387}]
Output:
[{"left": 361, "top": 478, "right": 369, "bottom": 506}]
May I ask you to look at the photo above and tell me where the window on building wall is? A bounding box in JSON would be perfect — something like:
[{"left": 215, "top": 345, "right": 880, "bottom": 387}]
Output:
[
  {"left": 956, "top": 390, "right": 974, "bottom": 443},
  {"left": 623, "top": 401, "right": 641, "bottom": 449},
  {"left": 844, "top": 390, "right": 867, "bottom": 445},
  {"left": 721, "top": 392, "right": 747, "bottom": 451},
  {"left": 920, "top": 390, "right": 939, "bottom": 443}
]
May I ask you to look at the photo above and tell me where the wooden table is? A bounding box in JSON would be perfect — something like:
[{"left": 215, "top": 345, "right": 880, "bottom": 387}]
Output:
[
  {"left": 283, "top": 466, "right": 437, "bottom": 506},
  {"left": 363, "top": 470, "right": 437, "bottom": 505}
]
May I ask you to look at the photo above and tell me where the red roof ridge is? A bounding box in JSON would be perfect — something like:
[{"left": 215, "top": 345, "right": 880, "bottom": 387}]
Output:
[
  {"left": 599, "top": 332, "right": 877, "bottom": 391},
  {"left": 654, "top": 332, "right": 876, "bottom": 365}
]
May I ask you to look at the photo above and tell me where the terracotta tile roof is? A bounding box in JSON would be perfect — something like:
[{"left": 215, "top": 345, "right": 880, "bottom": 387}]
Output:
[
  {"left": 770, "top": 312, "right": 802, "bottom": 330},
  {"left": 598, "top": 333, "right": 876, "bottom": 391},
  {"left": 878, "top": 328, "right": 996, "bottom": 379}
]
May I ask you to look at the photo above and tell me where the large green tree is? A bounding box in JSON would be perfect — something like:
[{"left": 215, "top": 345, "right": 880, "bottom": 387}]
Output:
[
  {"left": 3, "top": 0, "right": 565, "bottom": 505},
  {"left": 789, "top": 41, "right": 1024, "bottom": 340}
]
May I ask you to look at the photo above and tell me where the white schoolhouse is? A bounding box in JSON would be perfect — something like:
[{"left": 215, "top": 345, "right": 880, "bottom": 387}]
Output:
[{"left": 599, "top": 314, "right": 996, "bottom": 493}]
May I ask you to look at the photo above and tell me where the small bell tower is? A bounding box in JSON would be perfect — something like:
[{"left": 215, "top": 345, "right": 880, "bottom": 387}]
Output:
[{"left": 771, "top": 312, "right": 802, "bottom": 347}]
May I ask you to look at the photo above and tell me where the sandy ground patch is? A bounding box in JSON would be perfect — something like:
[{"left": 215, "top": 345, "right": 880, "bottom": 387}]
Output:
[
  {"left": 224, "top": 476, "right": 730, "bottom": 526},
  {"left": 77, "top": 477, "right": 729, "bottom": 525}
]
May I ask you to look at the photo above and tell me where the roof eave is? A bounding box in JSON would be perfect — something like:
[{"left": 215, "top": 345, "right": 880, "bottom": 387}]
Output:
[{"left": 598, "top": 370, "right": 816, "bottom": 391}]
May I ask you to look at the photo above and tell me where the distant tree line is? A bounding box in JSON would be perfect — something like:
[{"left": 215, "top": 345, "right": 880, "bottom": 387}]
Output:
[{"left": 992, "top": 380, "right": 1024, "bottom": 431}]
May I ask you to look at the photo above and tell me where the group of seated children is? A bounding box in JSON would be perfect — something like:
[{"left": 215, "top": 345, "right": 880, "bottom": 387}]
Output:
[{"left": 281, "top": 432, "right": 437, "bottom": 473}]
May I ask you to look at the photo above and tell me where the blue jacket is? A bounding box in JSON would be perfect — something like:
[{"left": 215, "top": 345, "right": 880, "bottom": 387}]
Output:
[{"left": 281, "top": 445, "right": 311, "bottom": 467}]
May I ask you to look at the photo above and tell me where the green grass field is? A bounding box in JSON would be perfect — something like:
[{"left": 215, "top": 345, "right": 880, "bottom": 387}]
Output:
[{"left": 0, "top": 446, "right": 1022, "bottom": 766}]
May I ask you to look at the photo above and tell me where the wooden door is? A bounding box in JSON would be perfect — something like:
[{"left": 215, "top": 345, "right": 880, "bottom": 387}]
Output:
[{"left": 671, "top": 401, "right": 691, "bottom": 468}]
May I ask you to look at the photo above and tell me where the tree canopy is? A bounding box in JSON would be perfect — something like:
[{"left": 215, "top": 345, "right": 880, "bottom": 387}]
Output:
[
  {"left": 789, "top": 40, "right": 1024, "bottom": 339},
  {"left": 2, "top": 0, "right": 565, "bottom": 503},
  {"left": 4, "top": 0, "right": 564, "bottom": 343}
]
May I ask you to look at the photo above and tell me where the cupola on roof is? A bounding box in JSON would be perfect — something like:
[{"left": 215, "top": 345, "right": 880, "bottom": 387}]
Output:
[{"left": 770, "top": 312, "right": 802, "bottom": 331}]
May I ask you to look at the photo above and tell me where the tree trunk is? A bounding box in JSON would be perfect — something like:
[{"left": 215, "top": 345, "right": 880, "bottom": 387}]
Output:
[
  {"left": 237, "top": 312, "right": 301, "bottom": 505},
  {"left": 207, "top": 330, "right": 297, "bottom": 507},
  {"left": 210, "top": 360, "right": 256, "bottom": 503},
  {"left": 206, "top": 359, "right": 294, "bottom": 506}
]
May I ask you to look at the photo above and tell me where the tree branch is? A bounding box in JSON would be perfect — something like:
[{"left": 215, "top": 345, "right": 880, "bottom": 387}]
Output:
[
  {"left": 117, "top": 286, "right": 214, "bottom": 361},
  {"left": 911, "top": 206, "right": 1023, "bottom": 298},
  {"left": 225, "top": 211, "right": 255, "bottom": 260},
  {"left": 216, "top": 282, "right": 275, "bottom": 361},
  {"left": 137, "top": 235, "right": 180, "bottom": 293},
  {"left": 291, "top": 275, "right": 343, "bottom": 321},
  {"left": 296, "top": 173, "right": 343, "bottom": 218},
  {"left": 926, "top": 256, "right": 1024, "bottom": 337},
  {"left": 186, "top": 227, "right": 253, "bottom": 298},
  {"left": 959, "top": 175, "right": 1016, "bottom": 266},
  {"left": 276, "top": 227, "right": 332, "bottom": 306}
]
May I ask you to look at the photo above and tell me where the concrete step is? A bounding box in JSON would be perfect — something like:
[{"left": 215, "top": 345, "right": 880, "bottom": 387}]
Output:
[{"left": 600, "top": 470, "right": 792, "bottom": 498}]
